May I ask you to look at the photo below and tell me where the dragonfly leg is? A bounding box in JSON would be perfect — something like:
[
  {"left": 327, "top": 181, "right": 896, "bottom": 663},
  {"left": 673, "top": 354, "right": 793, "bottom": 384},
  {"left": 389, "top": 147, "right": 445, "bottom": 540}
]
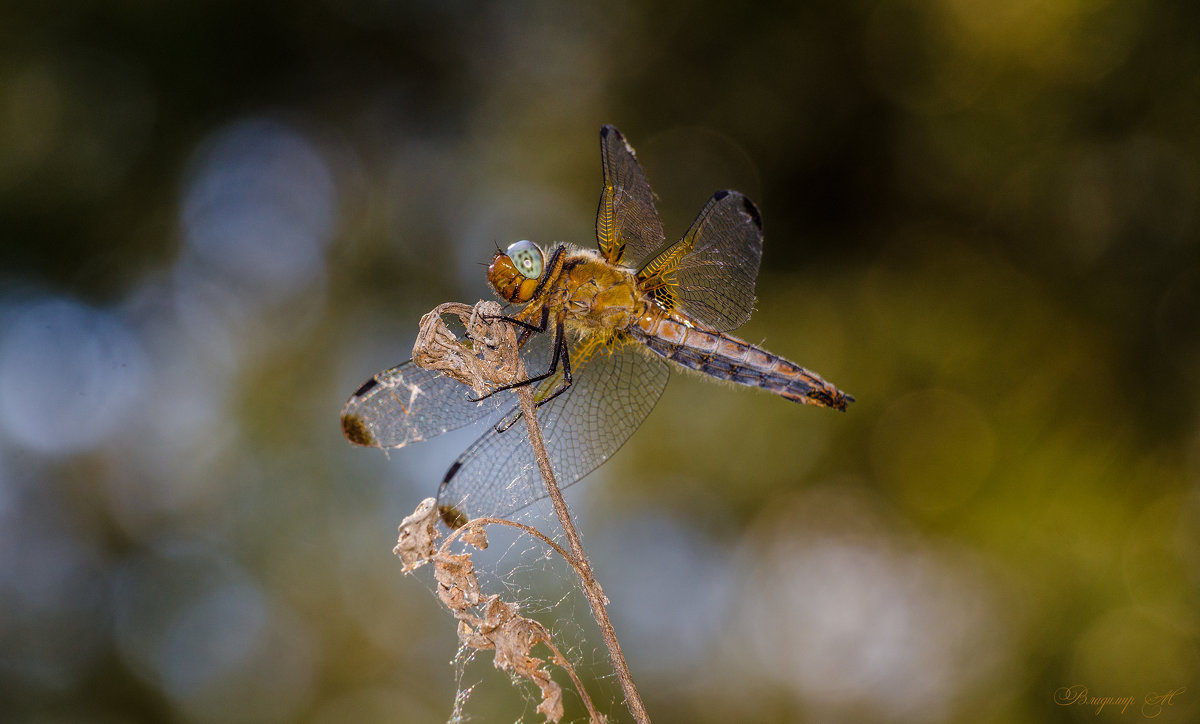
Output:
[
  {"left": 469, "top": 311, "right": 566, "bottom": 403},
  {"left": 480, "top": 305, "right": 549, "bottom": 336},
  {"left": 486, "top": 316, "right": 566, "bottom": 394},
  {"left": 493, "top": 323, "right": 573, "bottom": 433},
  {"left": 476, "top": 306, "right": 548, "bottom": 353},
  {"left": 532, "top": 329, "right": 573, "bottom": 407}
]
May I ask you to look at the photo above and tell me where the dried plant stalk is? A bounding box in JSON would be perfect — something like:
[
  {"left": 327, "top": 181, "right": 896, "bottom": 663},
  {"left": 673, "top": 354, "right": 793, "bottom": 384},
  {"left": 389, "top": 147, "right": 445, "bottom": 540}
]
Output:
[
  {"left": 512, "top": 383, "right": 650, "bottom": 724},
  {"left": 400, "top": 300, "right": 648, "bottom": 723},
  {"left": 394, "top": 500, "right": 602, "bottom": 723}
]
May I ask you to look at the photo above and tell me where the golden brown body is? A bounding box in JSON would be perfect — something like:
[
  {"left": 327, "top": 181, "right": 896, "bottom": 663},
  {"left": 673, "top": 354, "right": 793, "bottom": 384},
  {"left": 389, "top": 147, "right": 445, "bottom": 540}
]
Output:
[
  {"left": 489, "top": 243, "right": 851, "bottom": 410},
  {"left": 342, "top": 125, "right": 852, "bottom": 526}
]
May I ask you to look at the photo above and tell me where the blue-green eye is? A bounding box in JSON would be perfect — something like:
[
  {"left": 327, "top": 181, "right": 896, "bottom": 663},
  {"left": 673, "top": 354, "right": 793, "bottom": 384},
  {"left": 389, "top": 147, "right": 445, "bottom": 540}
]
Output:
[{"left": 506, "top": 240, "right": 544, "bottom": 279}]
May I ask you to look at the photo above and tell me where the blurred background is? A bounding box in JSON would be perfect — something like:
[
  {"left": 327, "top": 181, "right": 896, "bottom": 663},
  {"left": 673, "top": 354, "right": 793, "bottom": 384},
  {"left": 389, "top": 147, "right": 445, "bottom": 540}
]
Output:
[{"left": 2, "top": 1, "right": 1198, "bottom": 722}]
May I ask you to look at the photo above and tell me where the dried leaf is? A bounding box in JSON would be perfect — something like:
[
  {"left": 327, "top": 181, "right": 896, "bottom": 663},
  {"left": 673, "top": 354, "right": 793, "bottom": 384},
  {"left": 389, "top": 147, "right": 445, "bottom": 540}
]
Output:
[
  {"left": 434, "top": 552, "right": 481, "bottom": 612},
  {"left": 393, "top": 498, "right": 439, "bottom": 572},
  {"left": 412, "top": 300, "right": 524, "bottom": 396},
  {"left": 460, "top": 522, "right": 489, "bottom": 550}
]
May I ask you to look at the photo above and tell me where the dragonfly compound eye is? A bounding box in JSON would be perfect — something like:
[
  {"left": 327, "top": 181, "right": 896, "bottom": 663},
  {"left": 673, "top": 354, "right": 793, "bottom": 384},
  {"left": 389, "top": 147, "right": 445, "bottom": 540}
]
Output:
[{"left": 505, "top": 240, "right": 544, "bottom": 280}]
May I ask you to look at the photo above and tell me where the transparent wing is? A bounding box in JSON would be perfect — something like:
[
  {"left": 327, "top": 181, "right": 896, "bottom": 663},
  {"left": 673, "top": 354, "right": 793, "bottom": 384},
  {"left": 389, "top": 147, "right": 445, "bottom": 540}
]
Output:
[
  {"left": 341, "top": 360, "right": 508, "bottom": 449},
  {"left": 596, "top": 125, "right": 666, "bottom": 268},
  {"left": 436, "top": 333, "right": 670, "bottom": 524},
  {"left": 640, "top": 189, "right": 763, "bottom": 332}
]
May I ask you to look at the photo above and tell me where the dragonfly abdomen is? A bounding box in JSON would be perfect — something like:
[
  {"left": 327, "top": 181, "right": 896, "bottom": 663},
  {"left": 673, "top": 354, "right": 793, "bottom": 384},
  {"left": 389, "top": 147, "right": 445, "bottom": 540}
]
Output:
[{"left": 632, "top": 310, "right": 852, "bottom": 411}]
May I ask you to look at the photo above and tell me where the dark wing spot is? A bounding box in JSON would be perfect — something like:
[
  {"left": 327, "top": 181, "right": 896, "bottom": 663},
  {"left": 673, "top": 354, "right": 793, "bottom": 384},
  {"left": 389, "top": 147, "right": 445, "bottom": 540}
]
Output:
[
  {"left": 341, "top": 414, "right": 375, "bottom": 446},
  {"left": 600, "top": 124, "right": 616, "bottom": 139},
  {"left": 740, "top": 196, "right": 763, "bottom": 230},
  {"left": 442, "top": 460, "right": 463, "bottom": 482},
  {"left": 713, "top": 189, "right": 731, "bottom": 201},
  {"left": 438, "top": 504, "right": 468, "bottom": 529},
  {"left": 353, "top": 377, "right": 378, "bottom": 397}
]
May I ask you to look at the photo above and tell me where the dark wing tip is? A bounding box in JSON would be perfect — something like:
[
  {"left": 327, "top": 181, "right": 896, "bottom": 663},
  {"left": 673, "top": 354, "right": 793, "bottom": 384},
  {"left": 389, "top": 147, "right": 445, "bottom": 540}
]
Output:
[
  {"left": 341, "top": 413, "right": 376, "bottom": 446},
  {"left": 740, "top": 195, "right": 763, "bottom": 230},
  {"left": 710, "top": 190, "right": 762, "bottom": 230},
  {"left": 601, "top": 124, "right": 618, "bottom": 138},
  {"left": 352, "top": 377, "right": 378, "bottom": 397},
  {"left": 438, "top": 504, "right": 468, "bottom": 529}
]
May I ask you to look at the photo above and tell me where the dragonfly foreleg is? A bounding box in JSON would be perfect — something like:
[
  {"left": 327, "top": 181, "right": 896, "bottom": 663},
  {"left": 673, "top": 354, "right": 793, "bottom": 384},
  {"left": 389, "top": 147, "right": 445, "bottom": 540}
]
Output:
[
  {"left": 530, "top": 325, "right": 572, "bottom": 408},
  {"left": 476, "top": 306, "right": 550, "bottom": 354},
  {"left": 493, "top": 327, "right": 573, "bottom": 433},
  {"left": 465, "top": 308, "right": 549, "bottom": 404},
  {"left": 469, "top": 312, "right": 569, "bottom": 404},
  {"left": 483, "top": 316, "right": 566, "bottom": 393},
  {"left": 477, "top": 314, "right": 571, "bottom": 410},
  {"left": 480, "top": 305, "right": 548, "bottom": 336}
]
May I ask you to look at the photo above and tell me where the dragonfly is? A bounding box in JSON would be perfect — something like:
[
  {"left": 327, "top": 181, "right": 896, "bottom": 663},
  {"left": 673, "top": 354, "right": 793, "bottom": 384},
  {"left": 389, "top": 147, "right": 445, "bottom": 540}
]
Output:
[{"left": 342, "top": 125, "right": 853, "bottom": 528}]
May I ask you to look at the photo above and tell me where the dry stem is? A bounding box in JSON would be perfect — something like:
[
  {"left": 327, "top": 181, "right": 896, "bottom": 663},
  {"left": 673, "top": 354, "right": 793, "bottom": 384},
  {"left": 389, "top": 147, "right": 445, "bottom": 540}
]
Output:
[
  {"left": 514, "top": 384, "right": 650, "bottom": 724},
  {"left": 406, "top": 300, "right": 648, "bottom": 723}
]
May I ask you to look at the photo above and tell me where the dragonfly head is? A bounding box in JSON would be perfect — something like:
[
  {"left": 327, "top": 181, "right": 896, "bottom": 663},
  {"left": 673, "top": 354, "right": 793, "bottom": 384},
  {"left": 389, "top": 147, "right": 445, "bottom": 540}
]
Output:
[{"left": 488, "top": 240, "right": 545, "bottom": 304}]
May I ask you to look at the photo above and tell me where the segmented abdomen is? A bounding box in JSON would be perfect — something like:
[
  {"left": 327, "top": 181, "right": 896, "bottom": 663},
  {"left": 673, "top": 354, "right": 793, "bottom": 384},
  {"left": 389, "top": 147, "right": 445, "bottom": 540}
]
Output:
[{"left": 630, "top": 309, "right": 852, "bottom": 411}]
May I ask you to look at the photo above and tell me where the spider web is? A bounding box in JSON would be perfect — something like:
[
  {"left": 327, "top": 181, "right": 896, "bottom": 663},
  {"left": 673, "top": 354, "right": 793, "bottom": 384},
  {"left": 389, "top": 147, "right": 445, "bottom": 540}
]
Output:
[{"left": 409, "top": 503, "right": 630, "bottom": 723}]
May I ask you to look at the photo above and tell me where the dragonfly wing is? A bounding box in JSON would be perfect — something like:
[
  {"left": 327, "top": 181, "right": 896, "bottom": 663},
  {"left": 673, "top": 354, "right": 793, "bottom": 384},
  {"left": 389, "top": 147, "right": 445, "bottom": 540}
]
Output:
[
  {"left": 596, "top": 125, "right": 666, "bottom": 268},
  {"left": 341, "top": 360, "right": 507, "bottom": 449},
  {"left": 436, "top": 333, "right": 670, "bottom": 524},
  {"left": 641, "top": 189, "right": 763, "bottom": 332}
]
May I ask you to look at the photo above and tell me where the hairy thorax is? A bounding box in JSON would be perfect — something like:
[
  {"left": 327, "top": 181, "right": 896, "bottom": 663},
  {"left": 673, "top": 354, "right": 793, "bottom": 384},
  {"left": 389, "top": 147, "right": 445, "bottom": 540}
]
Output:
[{"left": 549, "top": 247, "right": 647, "bottom": 331}]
